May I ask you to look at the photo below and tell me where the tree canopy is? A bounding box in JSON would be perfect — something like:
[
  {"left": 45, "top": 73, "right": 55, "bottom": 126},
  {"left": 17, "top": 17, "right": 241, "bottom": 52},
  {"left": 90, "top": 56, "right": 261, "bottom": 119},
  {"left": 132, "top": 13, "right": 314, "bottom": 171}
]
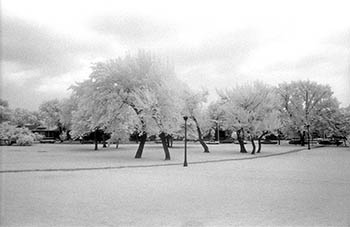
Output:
[
  {"left": 218, "top": 82, "right": 281, "bottom": 153},
  {"left": 277, "top": 80, "right": 340, "bottom": 139},
  {"left": 70, "top": 51, "right": 185, "bottom": 158}
]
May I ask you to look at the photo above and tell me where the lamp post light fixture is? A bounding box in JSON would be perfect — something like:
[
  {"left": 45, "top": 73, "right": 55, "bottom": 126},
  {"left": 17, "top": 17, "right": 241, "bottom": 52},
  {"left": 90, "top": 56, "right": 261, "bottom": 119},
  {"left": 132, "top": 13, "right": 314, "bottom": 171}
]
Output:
[{"left": 183, "top": 116, "right": 188, "bottom": 167}]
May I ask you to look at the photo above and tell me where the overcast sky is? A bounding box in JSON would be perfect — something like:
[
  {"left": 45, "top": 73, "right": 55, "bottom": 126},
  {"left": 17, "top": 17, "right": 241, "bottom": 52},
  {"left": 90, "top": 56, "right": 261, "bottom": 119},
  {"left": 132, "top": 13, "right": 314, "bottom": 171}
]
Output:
[{"left": 1, "top": 0, "right": 350, "bottom": 110}]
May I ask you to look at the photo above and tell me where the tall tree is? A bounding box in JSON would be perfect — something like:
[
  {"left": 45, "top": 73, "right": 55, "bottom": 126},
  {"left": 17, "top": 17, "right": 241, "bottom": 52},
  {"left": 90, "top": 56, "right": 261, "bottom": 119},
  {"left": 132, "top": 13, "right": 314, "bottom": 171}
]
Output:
[
  {"left": 219, "top": 82, "right": 279, "bottom": 154},
  {"left": 207, "top": 100, "right": 226, "bottom": 142},
  {"left": 59, "top": 97, "right": 78, "bottom": 140},
  {"left": 71, "top": 51, "right": 182, "bottom": 159},
  {"left": 11, "top": 108, "right": 41, "bottom": 127},
  {"left": 183, "top": 90, "right": 211, "bottom": 153},
  {"left": 254, "top": 110, "right": 282, "bottom": 153},
  {"left": 70, "top": 77, "right": 131, "bottom": 150},
  {"left": 39, "top": 99, "right": 62, "bottom": 130},
  {"left": 278, "top": 80, "right": 340, "bottom": 145}
]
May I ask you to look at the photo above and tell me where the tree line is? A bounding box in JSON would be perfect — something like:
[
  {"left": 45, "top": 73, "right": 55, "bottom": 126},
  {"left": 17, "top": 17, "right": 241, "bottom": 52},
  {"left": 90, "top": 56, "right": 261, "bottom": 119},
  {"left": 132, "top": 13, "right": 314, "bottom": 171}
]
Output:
[{"left": 1, "top": 52, "right": 349, "bottom": 156}]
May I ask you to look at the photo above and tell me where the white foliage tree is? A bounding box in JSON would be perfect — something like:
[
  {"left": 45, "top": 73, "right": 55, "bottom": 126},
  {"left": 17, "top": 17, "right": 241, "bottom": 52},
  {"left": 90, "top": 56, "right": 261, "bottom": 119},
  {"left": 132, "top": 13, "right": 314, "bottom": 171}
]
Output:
[
  {"left": 182, "top": 89, "right": 211, "bottom": 152},
  {"left": 219, "top": 81, "right": 280, "bottom": 154},
  {"left": 71, "top": 51, "right": 183, "bottom": 159}
]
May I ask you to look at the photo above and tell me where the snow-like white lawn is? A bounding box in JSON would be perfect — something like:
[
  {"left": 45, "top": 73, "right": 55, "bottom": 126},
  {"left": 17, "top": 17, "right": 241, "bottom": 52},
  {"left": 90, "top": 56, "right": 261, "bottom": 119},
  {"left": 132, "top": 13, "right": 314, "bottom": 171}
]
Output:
[
  {"left": 1, "top": 144, "right": 349, "bottom": 226},
  {"left": 1, "top": 141, "right": 304, "bottom": 171}
]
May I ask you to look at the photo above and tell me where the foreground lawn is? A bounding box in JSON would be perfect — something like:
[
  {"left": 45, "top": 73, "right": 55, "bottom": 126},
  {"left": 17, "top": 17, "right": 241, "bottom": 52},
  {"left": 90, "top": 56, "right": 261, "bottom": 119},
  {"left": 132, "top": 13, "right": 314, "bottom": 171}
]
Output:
[
  {"left": 1, "top": 145, "right": 349, "bottom": 226},
  {"left": 1, "top": 142, "right": 305, "bottom": 171}
]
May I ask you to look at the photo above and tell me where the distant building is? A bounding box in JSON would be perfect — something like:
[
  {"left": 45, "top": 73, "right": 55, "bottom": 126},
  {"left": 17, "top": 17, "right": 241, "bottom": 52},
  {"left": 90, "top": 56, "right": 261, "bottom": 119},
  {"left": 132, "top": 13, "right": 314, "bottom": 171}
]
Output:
[{"left": 31, "top": 126, "right": 60, "bottom": 139}]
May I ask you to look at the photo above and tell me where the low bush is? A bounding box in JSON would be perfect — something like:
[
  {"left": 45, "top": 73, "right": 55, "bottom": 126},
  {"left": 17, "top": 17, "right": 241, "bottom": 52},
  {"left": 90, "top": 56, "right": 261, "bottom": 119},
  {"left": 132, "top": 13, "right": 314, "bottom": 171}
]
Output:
[
  {"left": 33, "top": 132, "right": 44, "bottom": 141},
  {"left": 0, "top": 122, "right": 37, "bottom": 146},
  {"left": 16, "top": 134, "right": 34, "bottom": 146}
]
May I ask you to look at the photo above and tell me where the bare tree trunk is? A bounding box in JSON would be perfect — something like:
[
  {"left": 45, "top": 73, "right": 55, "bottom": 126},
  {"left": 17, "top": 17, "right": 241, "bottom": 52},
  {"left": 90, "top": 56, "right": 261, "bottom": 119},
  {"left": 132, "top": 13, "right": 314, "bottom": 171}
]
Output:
[
  {"left": 257, "top": 131, "right": 269, "bottom": 153},
  {"left": 166, "top": 135, "right": 173, "bottom": 148},
  {"left": 126, "top": 103, "right": 148, "bottom": 158},
  {"left": 237, "top": 128, "right": 247, "bottom": 153},
  {"left": 299, "top": 131, "right": 305, "bottom": 146},
  {"left": 135, "top": 132, "right": 147, "bottom": 158},
  {"left": 66, "top": 130, "right": 71, "bottom": 141},
  {"left": 94, "top": 130, "right": 98, "bottom": 151},
  {"left": 277, "top": 130, "right": 281, "bottom": 145},
  {"left": 251, "top": 138, "right": 256, "bottom": 154},
  {"left": 169, "top": 136, "right": 173, "bottom": 147},
  {"left": 102, "top": 133, "right": 107, "bottom": 148},
  {"left": 192, "top": 117, "right": 210, "bottom": 153},
  {"left": 159, "top": 132, "right": 171, "bottom": 160}
]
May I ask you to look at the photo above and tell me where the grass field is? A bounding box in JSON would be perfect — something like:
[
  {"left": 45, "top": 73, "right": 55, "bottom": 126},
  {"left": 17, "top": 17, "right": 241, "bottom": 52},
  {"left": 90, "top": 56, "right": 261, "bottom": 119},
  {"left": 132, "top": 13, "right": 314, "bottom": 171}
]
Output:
[
  {"left": 1, "top": 141, "right": 305, "bottom": 172},
  {"left": 1, "top": 143, "right": 349, "bottom": 226}
]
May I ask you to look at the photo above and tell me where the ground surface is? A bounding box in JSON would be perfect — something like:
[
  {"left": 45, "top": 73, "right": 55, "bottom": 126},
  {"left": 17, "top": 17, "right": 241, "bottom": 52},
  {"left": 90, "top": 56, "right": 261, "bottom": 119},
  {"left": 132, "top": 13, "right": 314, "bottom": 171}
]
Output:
[
  {"left": 1, "top": 143, "right": 349, "bottom": 226},
  {"left": 0, "top": 142, "right": 303, "bottom": 172}
]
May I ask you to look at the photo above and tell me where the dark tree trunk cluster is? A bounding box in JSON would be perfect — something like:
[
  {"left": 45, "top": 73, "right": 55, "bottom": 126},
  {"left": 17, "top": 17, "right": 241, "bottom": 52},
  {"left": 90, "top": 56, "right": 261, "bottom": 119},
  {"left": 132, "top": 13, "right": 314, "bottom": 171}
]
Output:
[
  {"left": 236, "top": 128, "right": 247, "bottom": 153},
  {"left": 299, "top": 131, "right": 306, "bottom": 146},
  {"left": 257, "top": 130, "right": 269, "bottom": 153},
  {"left": 166, "top": 135, "right": 173, "bottom": 148},
  {"left": 135, "top": 132, "right": 147, "bottom": 159},
  {"left": 94, "top": 130, "right": 98, "bottom": 151},
  {"left": 102, "top": 134, "right": 107, "bottom": 148},
  {"left": 159, "top": 132, "right": 171, "bottom": 160},
  {"left": 250, "top": 137, "right": 256, "bottom": 154}
]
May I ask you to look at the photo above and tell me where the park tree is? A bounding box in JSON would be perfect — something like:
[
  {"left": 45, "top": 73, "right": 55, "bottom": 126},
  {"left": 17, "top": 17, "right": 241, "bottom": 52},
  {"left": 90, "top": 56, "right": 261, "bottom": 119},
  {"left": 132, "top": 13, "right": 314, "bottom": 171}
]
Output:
[
  {"left": 337, "top": 106, "right": 350, "bottom": 145},
  {"left": 278, "top": 80, "right": 340, "bottom": 145},
  {"left": 0, "top": 99, "right": 41, "bottom": 129},
  {"left": 10, "top": 108, "right": 41, "bottom": 127},
  {"left": 207, "top": 100, "right": 226, "bottom": 142},
  {"left": 39, "top": 99, "right": 63, "bottom": 131},
  {"left": 314, "top": 105, "right": 350, "bottom": 146},
  {"left": 183, "top": 89, "right": 211, "bottom": 153},
  {"left": 218, "top": 82, "right": 279, "bottom": 154},
  {"left": 71, "top": 51, "right": 182, "bottom": 159},
  {"left": 254, "top": 110, "right": 282, "bottom": 153},
  {"left": 132, "top": 74, "right": 185, "bottom": 159},
  {"left": 70, "top": 77, "right": 131, "bottom": 150},
  {"left": 246, "top": 85, "right": 281, "bottom": 154},
  {"left": 59, "top": 97, "right": 79, "bottom": 140},
  {"left": 85, "top": 52, "right": 154, "bottom": 156}
]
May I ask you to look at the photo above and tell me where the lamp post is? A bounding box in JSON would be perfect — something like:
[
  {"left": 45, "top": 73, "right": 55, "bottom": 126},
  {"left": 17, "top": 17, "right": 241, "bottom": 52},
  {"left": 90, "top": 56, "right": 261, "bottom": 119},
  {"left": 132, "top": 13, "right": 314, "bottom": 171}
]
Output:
[
  {"left": 216, "top": 121, "right": 220, "bottom": 144},
  {"left": 183, "top": 116, "right": 188, "bottom": 167}
]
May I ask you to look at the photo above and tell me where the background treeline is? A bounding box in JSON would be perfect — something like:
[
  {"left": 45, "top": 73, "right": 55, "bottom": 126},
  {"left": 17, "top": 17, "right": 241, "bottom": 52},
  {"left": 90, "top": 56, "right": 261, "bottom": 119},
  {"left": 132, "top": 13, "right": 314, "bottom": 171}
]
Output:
[{"left": 1, "top": 52, "right": 349, "bottom": 158}]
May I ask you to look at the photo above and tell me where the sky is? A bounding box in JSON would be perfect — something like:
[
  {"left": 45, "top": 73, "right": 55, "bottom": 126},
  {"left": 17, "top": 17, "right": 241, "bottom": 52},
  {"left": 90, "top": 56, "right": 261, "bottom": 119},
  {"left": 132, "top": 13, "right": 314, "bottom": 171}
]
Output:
[{"left": 1, "top": 0, "right": 350, "bottom": 110}]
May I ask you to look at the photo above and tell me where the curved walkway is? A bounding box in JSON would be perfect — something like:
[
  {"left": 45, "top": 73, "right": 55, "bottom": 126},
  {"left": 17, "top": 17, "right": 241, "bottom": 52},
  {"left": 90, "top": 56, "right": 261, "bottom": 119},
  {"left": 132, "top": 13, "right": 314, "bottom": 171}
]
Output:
[{"left": 0, "top": 146, "right": 322, "bottom": 174}]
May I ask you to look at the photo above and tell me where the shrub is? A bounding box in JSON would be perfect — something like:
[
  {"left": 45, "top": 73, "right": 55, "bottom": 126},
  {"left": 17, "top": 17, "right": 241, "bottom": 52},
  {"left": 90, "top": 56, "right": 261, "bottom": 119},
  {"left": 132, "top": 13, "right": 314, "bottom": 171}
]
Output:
[
  {"left": 0, "top": 122, "right": 37, "bottom": 146},
  {"left": 59, "top": 132, "right": 67, "bottom": 141},
  {"left": 16, "top": 134, "right": 34, "bottom": 146},
  {"left": 33, "top": 132, "right": 44, "bottom": 141}
]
